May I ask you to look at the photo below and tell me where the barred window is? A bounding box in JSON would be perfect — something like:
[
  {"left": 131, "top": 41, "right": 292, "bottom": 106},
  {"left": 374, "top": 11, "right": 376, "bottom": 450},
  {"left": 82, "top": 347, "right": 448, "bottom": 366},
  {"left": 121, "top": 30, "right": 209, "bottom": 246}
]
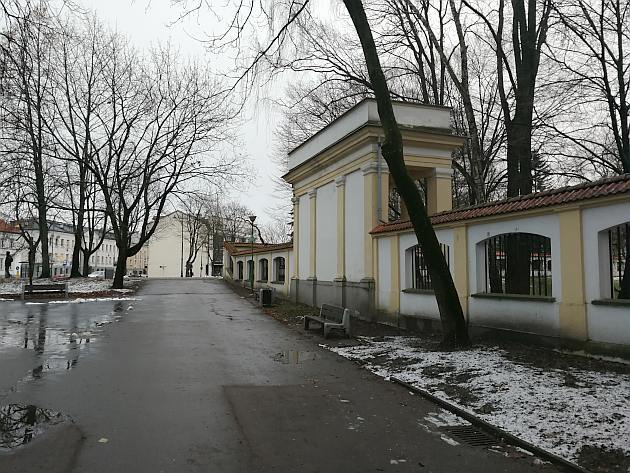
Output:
[
  {"left": 482, "top": 233, "right": 552, "bottom": 297},
  {"left": 608, "top": 222, "right": 629, "bottom": 300},
  {"left": 406, "top": 243, "right": 450, "bottom": 291}
]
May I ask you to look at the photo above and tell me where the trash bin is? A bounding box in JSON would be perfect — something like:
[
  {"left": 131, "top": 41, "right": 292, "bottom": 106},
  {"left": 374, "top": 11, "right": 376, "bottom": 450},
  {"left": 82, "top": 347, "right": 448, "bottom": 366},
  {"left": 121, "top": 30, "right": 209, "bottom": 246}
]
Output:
[{"left": 259, "top": 288, "right": 273, "bottom": 307}]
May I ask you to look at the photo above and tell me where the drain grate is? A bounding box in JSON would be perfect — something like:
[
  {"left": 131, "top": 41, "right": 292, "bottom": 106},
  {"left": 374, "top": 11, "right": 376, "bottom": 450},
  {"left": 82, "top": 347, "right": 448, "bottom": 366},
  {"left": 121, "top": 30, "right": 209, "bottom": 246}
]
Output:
[{"left": 443, "top": 425, "right": 499, "bottom": 447}]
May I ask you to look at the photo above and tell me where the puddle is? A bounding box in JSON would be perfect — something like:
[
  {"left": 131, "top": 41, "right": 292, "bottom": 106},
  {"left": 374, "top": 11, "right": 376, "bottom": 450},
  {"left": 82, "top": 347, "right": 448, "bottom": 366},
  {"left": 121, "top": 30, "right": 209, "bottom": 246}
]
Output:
[
  {"left": 0, "top": 404, "right": 67, "bottom": 450},
  {"left": 272, "top": 350, "right": 318, "bottom": 364},
  {"left": 0, "top": 300, "right": 128, "bottom": 385}
]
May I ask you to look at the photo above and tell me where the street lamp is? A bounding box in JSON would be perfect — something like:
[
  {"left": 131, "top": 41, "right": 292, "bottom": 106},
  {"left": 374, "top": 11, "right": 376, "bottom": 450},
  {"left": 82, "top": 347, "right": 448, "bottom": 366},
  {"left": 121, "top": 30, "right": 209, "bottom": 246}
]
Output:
[
  {"left": 248, "top": 215, "right": 256, "bottom": 292},
  {"left": 180, "top": 214, "right": 184, "bottom": 278}
]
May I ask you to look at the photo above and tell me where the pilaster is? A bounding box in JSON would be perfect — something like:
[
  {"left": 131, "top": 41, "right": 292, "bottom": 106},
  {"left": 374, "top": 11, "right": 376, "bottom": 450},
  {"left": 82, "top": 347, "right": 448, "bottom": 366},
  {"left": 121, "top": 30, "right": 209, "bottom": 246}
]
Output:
[
  {"left": 335, "top": 175, "right": 346, "bottom": 281},
  {"left": 426, "top": 167, "right": 453, "bottom": 215},
  {"left": 308, "top": 189, "right": 317, "bottom": 279},
  {"left": 558, "top": 208, "right": 587, "bottom": 341}
]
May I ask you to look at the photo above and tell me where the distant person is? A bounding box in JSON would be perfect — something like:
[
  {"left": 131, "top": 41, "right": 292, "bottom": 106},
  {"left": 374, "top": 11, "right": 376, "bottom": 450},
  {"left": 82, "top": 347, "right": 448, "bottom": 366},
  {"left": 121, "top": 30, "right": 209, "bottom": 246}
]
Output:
[{"left": 4, "top": 251, "right": 12, "bottom": 278}]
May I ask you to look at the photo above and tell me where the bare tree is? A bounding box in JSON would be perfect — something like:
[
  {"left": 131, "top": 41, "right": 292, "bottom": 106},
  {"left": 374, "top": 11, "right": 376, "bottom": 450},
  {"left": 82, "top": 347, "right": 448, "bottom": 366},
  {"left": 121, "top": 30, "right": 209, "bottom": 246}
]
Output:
[
  {"left": 0, "top": 4, "right": 57, "bottom": 278},
  {"left": 47, "top": 15, "right": 110, "bottom": 277},
  {"left": 85, "top": 38, "right": 239, "bottom": 288},
  {"left": 550, "top": 0, "right": 630, "bottom": 175},
  {"left": 461, "top": 0, "right": 552, "bottom": 197}
]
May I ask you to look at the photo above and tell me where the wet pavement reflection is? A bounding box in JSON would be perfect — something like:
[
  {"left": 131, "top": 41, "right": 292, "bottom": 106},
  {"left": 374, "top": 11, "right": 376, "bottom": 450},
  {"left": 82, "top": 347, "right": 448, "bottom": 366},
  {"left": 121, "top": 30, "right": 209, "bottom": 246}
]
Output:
[
  {"left": 272, "top": 350, "right": 318, "bottom": 364},
  {"left": 0, "top": 403, "right": 66, "bottom": 450},
  {"left": 0, "top": 300, "right": 133, "bottom": 384}
]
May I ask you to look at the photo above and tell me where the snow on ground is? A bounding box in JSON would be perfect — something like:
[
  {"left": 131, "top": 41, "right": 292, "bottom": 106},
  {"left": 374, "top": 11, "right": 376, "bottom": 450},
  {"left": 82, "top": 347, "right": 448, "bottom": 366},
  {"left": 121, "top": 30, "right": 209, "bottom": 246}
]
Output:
[
  {"left": 48, "top": 297, "right": 141, "bottom": 304},
  {"left": 0, "top": 278, "right": 134, "bottom": 295},
  {"left": 327, "top": 336, "right": 630, "bottom": 468}
]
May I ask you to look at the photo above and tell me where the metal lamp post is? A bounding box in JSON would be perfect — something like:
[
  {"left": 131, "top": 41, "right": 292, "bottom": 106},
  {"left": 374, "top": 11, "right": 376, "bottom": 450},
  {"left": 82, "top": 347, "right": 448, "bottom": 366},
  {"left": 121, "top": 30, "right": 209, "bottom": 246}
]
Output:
[
  {"left": 180, "top": 214, "right": 184, "bottom": 278},
  {"left": 248, "top": 215, "right": 256, "bottom": 292}
]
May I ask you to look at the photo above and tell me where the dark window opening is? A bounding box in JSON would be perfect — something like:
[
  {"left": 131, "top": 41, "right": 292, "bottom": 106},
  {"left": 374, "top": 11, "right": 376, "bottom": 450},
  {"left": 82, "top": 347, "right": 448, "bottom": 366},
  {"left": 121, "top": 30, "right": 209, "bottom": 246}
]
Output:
[
  {"left": 274, "top": 257, "right": 285, "bottom": 283},
  {"left": 483, "top": 233, "right": 552, "bottom": 297},
  {"left": 410, "top": 243, "right": 450, "bottom": 291},
  {"left": 247, "top": 260, "right": 254, "bottom": 283},
  {"left": 259, "top": 258, "right": 268, "bottom": 282},
  {"left": 609, "top": 222, "right": 629, "bottom": 300},
  {"left": 237, "top": 261, "right": 243, "bottom": 280}
]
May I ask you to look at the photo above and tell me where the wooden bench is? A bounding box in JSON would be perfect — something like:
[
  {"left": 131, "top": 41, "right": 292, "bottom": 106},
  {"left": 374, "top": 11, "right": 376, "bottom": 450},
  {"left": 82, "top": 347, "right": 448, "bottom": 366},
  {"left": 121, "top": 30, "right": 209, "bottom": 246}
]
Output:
[
  {"left": 304, "top": 303, "right": 351, "bottom": 338},
  {"left": 21, "top": 283, "right": 68, "bottom": 300}
]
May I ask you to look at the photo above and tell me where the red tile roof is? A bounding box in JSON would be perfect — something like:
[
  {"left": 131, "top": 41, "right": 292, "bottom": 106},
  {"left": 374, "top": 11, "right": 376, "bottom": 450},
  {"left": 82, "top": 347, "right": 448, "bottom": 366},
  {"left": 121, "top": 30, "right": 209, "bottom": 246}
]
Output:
[
  {"left": 371, "top": 174, "right": 630, "bottom": 234},
  {"left": 0, "top": 219, "right": 19, "bottom": 234},
  {"left": 226, "top": 241, "right": 293, "bottom": 256}
]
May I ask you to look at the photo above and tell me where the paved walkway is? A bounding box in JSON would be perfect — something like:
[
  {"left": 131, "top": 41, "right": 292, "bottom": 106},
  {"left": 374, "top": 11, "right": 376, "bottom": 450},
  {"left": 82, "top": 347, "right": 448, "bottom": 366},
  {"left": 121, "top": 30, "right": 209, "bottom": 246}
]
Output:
[{"left": 0, "top": 279, "right": 564, "bottom": 472}]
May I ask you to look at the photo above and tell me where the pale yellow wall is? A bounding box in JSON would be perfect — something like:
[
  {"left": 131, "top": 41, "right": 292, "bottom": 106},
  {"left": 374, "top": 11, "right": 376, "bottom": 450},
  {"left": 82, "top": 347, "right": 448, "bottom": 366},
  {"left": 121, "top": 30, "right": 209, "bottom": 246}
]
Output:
[{"left": 558, "top": 208, "right": 588, "bottom": 341}]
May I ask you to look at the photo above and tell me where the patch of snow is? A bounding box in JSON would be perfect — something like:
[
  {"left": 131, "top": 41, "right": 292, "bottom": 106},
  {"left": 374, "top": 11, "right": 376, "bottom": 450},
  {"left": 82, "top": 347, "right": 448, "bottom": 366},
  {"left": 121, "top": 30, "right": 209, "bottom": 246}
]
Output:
[
  {"left": 48, "top": 297, "right": 140, "bottom": 305},
  {"left": 424, "top": 409, "right": 471, "bottom": 428},
  {"left": 0, "top": 277, "right": 137, "bottom": 295},
  {"left": 328, "top": 337, "right": 630, "bottom": 466},
  {"left": 440, "top": 434, "right": 460, "bottom": 446}
]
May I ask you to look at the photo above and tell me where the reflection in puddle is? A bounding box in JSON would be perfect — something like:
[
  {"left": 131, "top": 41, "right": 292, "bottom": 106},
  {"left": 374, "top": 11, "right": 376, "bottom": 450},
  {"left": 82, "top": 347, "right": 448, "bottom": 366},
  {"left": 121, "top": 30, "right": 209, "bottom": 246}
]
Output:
[
  {"left": 273, "top": 350, "right": 318, "bottom": 364},
  {"left": 0, "top": 301, "right": 127, "bottom": 383},
  {"left": 0, "top": 404, "right": 66, "bottom": 450}
]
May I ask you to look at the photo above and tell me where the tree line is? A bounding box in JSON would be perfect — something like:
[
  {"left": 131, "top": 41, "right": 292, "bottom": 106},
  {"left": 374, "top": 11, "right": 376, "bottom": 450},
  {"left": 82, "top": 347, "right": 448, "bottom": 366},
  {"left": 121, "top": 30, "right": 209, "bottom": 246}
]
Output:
[
  {"left": 271, "top": 0, "right": 629, "bottom": 206},
  {"left": 0, "top": 2, "right": 240, "bottom": 288}
]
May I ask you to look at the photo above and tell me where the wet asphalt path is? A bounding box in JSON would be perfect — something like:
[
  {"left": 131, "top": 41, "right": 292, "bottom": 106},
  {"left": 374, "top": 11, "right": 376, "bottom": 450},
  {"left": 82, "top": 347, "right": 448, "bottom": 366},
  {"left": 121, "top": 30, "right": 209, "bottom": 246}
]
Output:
[{"left": 0, "top": 279, "right": 564, "bottom": 473}]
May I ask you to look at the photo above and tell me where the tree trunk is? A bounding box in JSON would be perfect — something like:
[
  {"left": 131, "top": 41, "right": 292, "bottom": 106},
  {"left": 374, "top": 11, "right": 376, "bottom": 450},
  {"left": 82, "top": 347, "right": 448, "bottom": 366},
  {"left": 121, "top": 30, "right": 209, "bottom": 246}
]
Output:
[
  {"left": 505, "top": 234, "right": 531, "bottom": 295},
  {"left": 28, "top": 247, "right": 36, "bottom": 285},
  {"left": 82, "top": 249, "right": 91, "bottom": 276},
  {"left": 71, "top": 171, "right": 87, "bottom": 277},
  {"left": 71, "top": 212, "right": 84, "bottom": 278},
  {"left": 113, "top": 245, "right": 127, "bottom": 289},
  {"left": 343, "top": 0, "right": 469, "bottom": 347},
  {"left": 487, "top": 239, "right": 503, "bottom": 293},
  {"left": 37, "top": 205, "right": 50, "bottom": 279}
]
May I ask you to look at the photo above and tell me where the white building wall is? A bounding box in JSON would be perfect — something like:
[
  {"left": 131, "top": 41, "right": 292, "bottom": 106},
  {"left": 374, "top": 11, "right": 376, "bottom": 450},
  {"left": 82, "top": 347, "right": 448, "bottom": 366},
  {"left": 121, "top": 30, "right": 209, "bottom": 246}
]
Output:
[
  {"left": 344, "top": 170, "right": 364, "bottom": 281},
  {"left": 582, "top": 201, "right": 630, "bottom": 346},
  {"left": 315, "top": 182, "right": 337, "bottom": 281},
  {"left": 226, "top": 249, "right": 292, "bottom": 297},
  {"left": 298, "top": 194, "right": 310, "bottom": 280}
]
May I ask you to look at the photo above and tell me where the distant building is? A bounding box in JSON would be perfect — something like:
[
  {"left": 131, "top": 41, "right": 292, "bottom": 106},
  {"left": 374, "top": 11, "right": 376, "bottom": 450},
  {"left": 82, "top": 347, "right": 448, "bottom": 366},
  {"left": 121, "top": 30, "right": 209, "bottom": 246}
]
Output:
[
  {"left": 0, "top": 219, "right": 118, "bottom": 278},
  {"left": 126, "top": 243, "right": 148, "bottom": 277},
  {"left": 147, "top": 211, "right": 219, "bottom": 278}
]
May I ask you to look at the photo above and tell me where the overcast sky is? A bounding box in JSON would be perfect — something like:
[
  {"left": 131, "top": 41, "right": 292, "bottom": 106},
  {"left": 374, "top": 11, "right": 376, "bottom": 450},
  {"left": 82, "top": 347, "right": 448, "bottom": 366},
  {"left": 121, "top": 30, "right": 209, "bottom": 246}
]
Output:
[{"left": 80, "top": 0, "right": 287, "bottom": 226}]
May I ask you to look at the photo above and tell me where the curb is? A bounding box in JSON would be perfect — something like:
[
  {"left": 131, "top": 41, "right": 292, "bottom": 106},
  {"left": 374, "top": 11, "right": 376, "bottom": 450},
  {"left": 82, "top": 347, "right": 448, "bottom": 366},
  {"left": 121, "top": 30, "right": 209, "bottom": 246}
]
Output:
[{"left": 391, "top": 376, "right": 591, "bottom": 473}]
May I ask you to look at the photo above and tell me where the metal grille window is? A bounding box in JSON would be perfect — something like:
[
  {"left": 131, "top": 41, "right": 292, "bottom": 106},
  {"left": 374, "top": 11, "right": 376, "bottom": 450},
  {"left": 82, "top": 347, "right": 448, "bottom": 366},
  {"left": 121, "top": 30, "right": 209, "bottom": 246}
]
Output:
[
  {"left": 259, "top": 258, "right": 269, "bottom": 282},
  {"left": 608, "top": 223, "right": 629, "bottom": 300},
  {"left": 274, "top": 257, "right": 285, "bottom": 282},
  {"left": 411, "top": 244, "right": 450, "bottom": 291},
  {"left": 483, "top": 233, "right": 552, "bottom": 297}
]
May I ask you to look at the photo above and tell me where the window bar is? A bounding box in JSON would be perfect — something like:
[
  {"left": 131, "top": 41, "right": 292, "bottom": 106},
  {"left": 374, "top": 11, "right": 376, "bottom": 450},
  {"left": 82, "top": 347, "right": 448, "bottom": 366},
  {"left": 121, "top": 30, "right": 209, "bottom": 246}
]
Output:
[
  {"left": 500, "top": 234, "right": 505, "bottom": 293},
  {"left": 545, "top": 238, "right": 550, "bottom": 296},
  {"left": 609, "top": 228, "right": 614, "bottom": 298},
  {"left": 617, "top": 225, "right": 623, "bottom": 298},
  {"left": 532, "top": 235, "right": 540, "bottom": 296},
  {"left": 485, "top": 239, "right": 489, "bottom": 293},
  {"left": 539, "top": 237, "right": 543, "bottom": 296}
]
